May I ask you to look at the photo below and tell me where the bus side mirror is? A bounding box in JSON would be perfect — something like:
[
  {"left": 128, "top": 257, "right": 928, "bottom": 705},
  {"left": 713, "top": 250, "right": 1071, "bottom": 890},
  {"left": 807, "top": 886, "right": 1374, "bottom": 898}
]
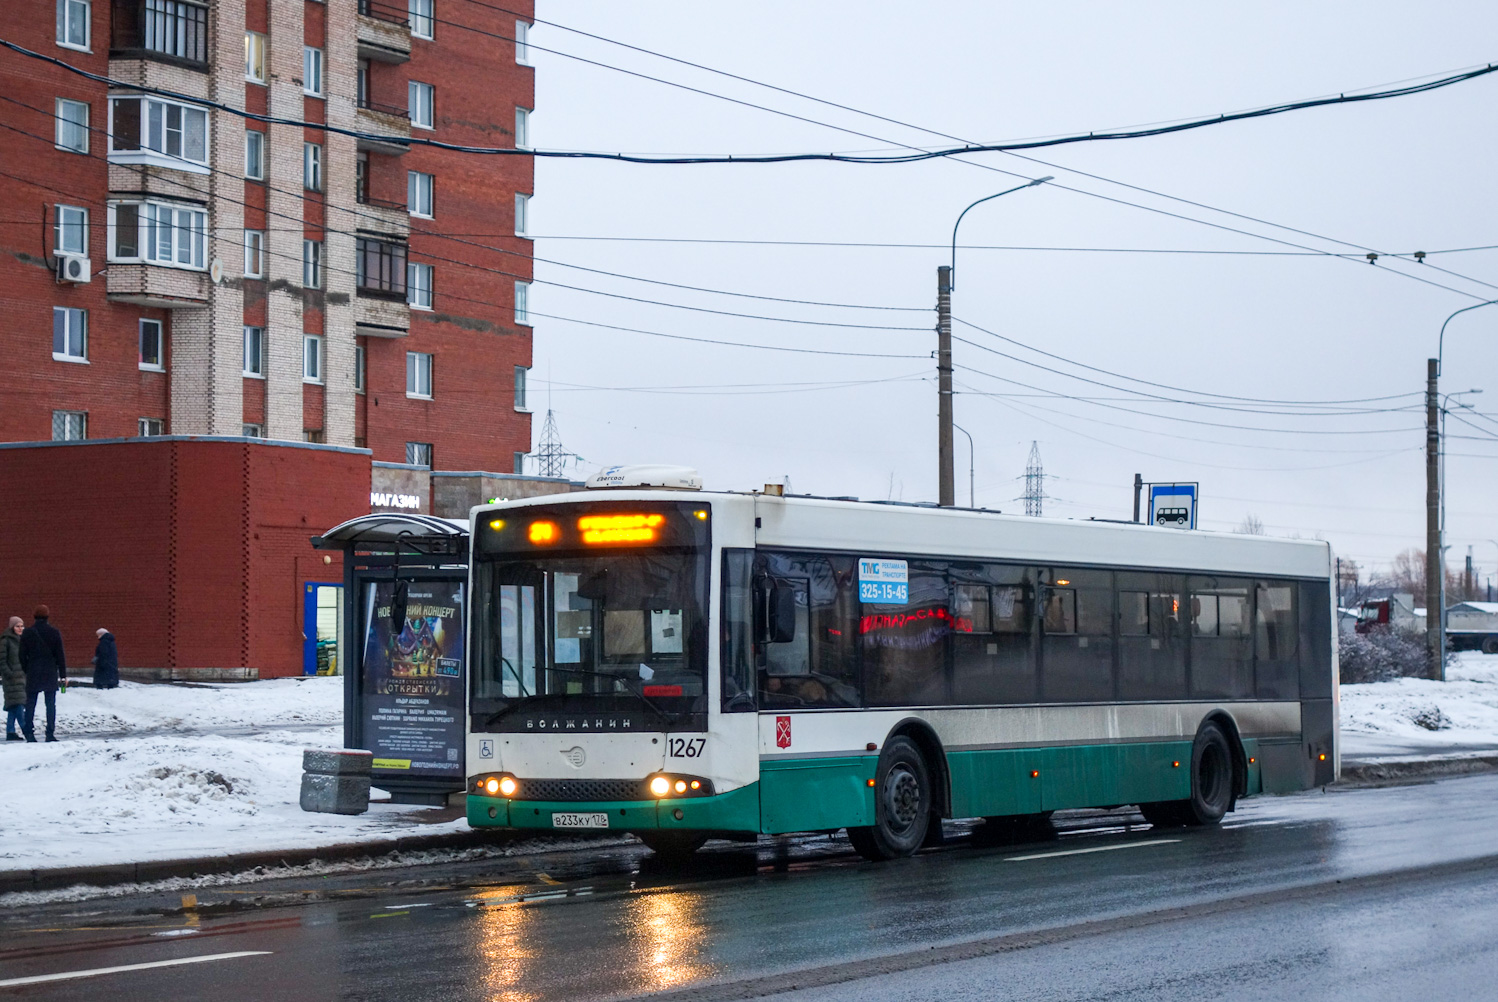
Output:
[{"left": 767, "top": 581, "right": 797, "bottom": 644}]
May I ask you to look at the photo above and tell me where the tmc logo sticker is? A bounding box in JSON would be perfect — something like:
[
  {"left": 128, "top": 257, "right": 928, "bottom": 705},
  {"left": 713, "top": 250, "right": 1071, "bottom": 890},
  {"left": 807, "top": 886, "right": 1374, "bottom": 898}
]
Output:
[{"left": 775, "top": 715, "right": 792, "bottom": 749}]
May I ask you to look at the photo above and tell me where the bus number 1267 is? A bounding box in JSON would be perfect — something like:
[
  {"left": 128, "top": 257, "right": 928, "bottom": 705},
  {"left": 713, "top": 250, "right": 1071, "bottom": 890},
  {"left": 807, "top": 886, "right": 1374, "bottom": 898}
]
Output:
[{"left": 668, "top": 737, "right": 706, "bottom": 758}]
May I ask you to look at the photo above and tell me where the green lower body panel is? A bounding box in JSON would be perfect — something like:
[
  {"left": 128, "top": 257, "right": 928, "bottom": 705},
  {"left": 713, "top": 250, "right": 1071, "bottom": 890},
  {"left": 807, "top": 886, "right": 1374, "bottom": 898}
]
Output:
[
  {"left": 759, "top": 756, "right": 877, "bottom": 834},
  {"left": 947, "top": 740, "right": 1195, "bottom": 817},
  {"left": 467, "top": 781, "right": 762, "bottom": 834}
]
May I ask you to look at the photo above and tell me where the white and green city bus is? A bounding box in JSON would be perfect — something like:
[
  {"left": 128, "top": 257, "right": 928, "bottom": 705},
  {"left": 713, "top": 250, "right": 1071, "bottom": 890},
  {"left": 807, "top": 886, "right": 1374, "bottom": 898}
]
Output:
[{"left": 464, "top": 469, "right": 1337, "bottom": 860}]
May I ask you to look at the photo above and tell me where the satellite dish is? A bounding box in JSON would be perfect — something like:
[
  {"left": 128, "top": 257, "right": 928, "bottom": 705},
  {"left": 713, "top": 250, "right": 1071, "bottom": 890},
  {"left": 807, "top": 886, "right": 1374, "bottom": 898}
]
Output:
[{"left": 209, "top": 258, "right": 224, "bottom": 284}]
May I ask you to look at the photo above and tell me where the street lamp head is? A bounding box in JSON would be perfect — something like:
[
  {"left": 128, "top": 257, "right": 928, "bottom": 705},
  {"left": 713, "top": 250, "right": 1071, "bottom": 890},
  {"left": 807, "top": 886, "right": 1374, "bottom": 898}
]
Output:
[{"left": 1028, "top": 175, "right": 1054, "bottom": 187}]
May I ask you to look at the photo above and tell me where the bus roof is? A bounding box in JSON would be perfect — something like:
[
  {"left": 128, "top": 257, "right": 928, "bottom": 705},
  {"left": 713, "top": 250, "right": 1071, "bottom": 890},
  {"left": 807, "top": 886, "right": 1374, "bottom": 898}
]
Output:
[{"left": 473, "top": 490, "right": 1332, "bottom": 580}]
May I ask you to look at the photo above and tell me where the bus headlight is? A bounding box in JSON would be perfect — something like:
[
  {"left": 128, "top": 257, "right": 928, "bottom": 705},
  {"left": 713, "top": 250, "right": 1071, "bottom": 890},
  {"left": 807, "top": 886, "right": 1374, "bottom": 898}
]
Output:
[
  {"left": 649, "top": 775, "right": 671, "bottom": 797},
  {"left": 499, "top": 776, "right": 518, "bottom": 797},
  {"left": 474, "top": 773, "right": 518, "bottom": 799},
  {"left": 646, "top": 774, "right": 714, "bottom": 799}
]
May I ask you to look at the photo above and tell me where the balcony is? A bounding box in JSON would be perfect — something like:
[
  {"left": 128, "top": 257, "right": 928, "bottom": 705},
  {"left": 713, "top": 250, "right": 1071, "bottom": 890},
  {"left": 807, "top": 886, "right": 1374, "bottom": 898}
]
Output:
[
  {"left": 110, "top": 0, "right": 209, "bottom": 71},
  {"left": 356, "top": 96, "right": 411, "bottom": 156},
  {"left": 357, "top": 0, "right": 411, "bottom": 64},
  {"left": 107, "top": 263, "right": 209, "bottom": 309}
]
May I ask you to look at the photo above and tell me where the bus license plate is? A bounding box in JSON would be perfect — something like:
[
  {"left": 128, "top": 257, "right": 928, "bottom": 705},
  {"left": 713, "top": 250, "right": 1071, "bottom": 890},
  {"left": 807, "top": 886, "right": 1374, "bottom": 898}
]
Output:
[{"left": 552, "top": 812, "right": 609, "bottom": 829}]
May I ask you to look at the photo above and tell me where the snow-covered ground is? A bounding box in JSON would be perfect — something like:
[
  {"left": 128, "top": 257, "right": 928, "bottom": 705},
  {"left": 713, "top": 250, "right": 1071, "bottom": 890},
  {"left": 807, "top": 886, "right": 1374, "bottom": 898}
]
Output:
[
  {"left": 3, "top": 657, "right": 1497, "bottom": 881},
  {"left": 1339, "top": 651, "right": 1498, "bottom": 761},
  {"left": 0, "top": 677, "right": 474, "bottom": 875}
]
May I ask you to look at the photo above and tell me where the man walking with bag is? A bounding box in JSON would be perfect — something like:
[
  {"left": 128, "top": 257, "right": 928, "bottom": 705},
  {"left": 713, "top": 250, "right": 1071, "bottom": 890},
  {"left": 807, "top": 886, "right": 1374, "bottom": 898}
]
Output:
[{"left": 19, "top": 605, "right": 66, "bottom": 743}]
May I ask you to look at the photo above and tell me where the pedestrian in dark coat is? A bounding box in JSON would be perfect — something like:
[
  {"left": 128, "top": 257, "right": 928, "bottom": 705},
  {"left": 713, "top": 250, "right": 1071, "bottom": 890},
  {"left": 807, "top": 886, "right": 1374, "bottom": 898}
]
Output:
[
  {"left": 1, "top": 617, "right": 24, "bottom": 740},
  {"left": 92, "top": 629, "right": 119, "bottom": 689},
  {"left": 18, "top": 605, "right": 66, "bottom": 742}
]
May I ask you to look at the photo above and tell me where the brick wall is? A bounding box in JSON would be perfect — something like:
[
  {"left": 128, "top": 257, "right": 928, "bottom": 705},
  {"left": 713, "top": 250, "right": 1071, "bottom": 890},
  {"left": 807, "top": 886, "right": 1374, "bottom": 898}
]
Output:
[{"left": 0, "top": 438, "right": 369, "bottom": 678}]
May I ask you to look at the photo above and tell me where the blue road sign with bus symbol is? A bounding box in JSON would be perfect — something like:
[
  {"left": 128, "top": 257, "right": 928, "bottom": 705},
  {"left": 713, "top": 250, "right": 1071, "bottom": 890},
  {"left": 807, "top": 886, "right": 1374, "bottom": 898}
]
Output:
[
  {"left": 859, "top": 558, "right": 909, "bottom": 603},
  {"left": 1149, "top": 485, "right": 1197, "bottom": 530}
]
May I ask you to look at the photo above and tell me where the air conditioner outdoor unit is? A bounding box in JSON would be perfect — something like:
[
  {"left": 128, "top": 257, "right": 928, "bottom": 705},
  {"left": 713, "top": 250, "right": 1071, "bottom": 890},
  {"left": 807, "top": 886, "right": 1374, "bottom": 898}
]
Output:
[{"left": 55, "top": 252, "right": 92, "bottom": 283}]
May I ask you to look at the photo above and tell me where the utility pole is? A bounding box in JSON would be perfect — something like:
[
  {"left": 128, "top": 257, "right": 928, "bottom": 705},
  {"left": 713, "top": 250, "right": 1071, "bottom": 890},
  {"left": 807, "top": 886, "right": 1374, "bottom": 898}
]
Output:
[
  {"left": 1133, "top": 474, "right": 1143, "bottom": 523},
  {"left": 1425, "top": 357, "right": 1443, "bottom": 680},
  {"left": 937, "top": 265, "right": 954, "bottom": 507}
]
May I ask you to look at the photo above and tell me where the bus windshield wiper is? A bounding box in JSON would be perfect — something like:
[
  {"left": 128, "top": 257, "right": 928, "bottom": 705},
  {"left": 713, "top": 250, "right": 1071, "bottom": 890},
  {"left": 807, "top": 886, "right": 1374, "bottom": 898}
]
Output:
[
  {"left": 546, "top": 664, "right": 680, "bottom": 726},
  {"left": 481, "top": 658, "right": 530, "bottom": 727}
]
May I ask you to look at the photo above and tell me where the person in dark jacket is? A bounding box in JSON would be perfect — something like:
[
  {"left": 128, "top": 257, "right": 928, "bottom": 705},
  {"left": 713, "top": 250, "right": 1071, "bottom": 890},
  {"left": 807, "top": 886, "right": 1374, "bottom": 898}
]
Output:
[
  {"left": 92, "top": 629, "right": 119, "bottom": 689},
  {"left": 1, "top": 617, "right": 23, "bottom": 740},
  {"left": 19, "top": 605, "right": 66, "bottom": 743}
]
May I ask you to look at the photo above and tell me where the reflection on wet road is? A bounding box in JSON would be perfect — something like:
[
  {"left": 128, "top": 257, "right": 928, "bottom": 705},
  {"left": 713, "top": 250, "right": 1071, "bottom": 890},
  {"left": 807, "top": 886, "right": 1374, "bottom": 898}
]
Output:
[{"left": 5, "top": 774, "right": 1498, "bottom": 1001}]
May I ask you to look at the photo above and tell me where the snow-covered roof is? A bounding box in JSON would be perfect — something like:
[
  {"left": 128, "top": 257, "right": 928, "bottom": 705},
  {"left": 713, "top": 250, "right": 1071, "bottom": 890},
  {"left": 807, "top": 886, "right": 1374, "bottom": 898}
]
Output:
[{"left": 1450, "top": 602, "right": 1498, "bottom": 614}]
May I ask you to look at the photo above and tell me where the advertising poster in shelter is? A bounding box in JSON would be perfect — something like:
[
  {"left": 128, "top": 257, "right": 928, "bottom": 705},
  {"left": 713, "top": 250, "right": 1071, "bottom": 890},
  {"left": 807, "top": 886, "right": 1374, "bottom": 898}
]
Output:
[{"left": 362, "top": 580, "right": 465, "bottom": 779}]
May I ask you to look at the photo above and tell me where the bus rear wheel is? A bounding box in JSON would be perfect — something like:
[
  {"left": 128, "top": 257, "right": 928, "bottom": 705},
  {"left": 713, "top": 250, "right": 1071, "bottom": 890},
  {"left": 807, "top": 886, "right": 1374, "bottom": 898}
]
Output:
[
  {"left": 848, "top": 736, "right": 932, "bottom": 861},
  {"left": 637, "top": 831, "right": 708, "bottom": 860},
  {"left": 1142, "top": 721, "right": 1235, "bottom": 828},
  {"left": 1482, "top": 636, "right": 1498, "bottom": 655}
]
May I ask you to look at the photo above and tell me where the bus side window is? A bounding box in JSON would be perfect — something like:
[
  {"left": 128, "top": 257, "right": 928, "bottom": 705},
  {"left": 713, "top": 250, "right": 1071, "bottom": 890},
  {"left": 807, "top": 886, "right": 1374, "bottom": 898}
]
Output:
[
  {"left": 861, "top": 561, "right": 950, "bottom": 707},
  {"left": 1118, "top": 573, "right": 1185, "bottom": 700},
  {"left": 757, "top": 552, "right": 860, "bottom": 709},
  {"left": 1189, "top": 576, "right": 1254, "bottom": 699},
  {"left": 951, "top": 565, "right": 1036, "bottom": 705},
  {"left": 1255, "top": 581, "right": 1299, "bottom": 699},
  {"left": 1041, "top": 569, "right": 1113, "bottom": 702}
]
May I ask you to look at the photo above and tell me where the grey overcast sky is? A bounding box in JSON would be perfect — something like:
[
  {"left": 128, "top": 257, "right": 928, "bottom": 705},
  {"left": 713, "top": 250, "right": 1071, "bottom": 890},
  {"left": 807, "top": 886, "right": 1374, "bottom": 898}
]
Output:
[{"left": 515, "top": 1, "right": 1498, "bottom": 580}]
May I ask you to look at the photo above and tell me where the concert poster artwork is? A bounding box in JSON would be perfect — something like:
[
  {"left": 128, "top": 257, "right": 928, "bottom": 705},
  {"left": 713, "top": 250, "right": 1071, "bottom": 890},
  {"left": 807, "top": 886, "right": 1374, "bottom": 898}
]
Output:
[{"left": 361, "top": 580, "right": 465, "bottom": 778}]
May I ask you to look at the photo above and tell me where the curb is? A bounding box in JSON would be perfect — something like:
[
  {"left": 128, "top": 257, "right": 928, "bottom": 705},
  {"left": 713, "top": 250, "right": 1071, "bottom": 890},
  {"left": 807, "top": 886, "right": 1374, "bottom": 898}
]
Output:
[
  {"left": 1338, "top": 754, "right": 1498, "bottom": 784},
  {"left": 0, "top": 828, "right": 502, "bottom": 896}
]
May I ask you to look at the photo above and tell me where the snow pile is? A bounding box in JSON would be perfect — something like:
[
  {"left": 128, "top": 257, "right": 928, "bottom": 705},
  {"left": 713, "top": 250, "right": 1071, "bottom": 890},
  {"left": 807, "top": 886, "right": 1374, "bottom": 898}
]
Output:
[
  {"left": 0, "top": 677, "right": 470, "bottom": 875},
  {"left": 52, "top": 676, "right": 343, "bottom": 736},
  {"left": 1339, "top": 652, "right": 1498, "bottom": 760}
]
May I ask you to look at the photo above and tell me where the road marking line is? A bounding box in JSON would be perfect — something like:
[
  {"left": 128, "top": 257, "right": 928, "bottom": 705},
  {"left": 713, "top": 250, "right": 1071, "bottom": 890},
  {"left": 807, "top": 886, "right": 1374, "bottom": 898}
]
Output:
[
  {"left": 0, "top": 951, "right": 271, "bottom": 987},
  {"left": 1005, "top": 838, "right": 1180, "bottom": 861}
]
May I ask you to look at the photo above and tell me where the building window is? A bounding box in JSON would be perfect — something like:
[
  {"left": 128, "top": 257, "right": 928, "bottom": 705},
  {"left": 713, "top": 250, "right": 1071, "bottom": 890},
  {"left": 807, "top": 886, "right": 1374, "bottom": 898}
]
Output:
[
  {"left": 56, "top": 0, "right": 90, "bottom": 51},
  {"left": 303, "top": 47, "right": 324, "bottom": 97},
  {"left": 356, "top": 151, "right": 369, "bottom": 204},
  {"left": 408, "top": 81, "right": 434, "bottom": 129},
  {"left": 303, "top": 334, "right": 323, "bottom": 383},
  {"left": 355, "top": 344, "right": 366, "bottom": 393},
  {"left": 52, "top": 411, "right": 86, "bottom": 442},
  {"left": 138, "top": 417, "right": 165, "bottom": 437},
  {"left": 107, "top": 201, "right": 206, "bottom": 270},
  {"left": 243, "top": 325, "right": 264, "bottom": 376},
  {"left": 304, "top": 142, "right": 322, "bottom": 191},
  {"left": 514, "top": 280, "right": 531, "bottom": 326},
  {"left": 407, "top": 170, "right": 434, "bottom": 217},
  {"left": 245, "top": 31, "right": 267, "bottom": 83},
  {"left": 407, "top": 262, "right": 433, "bottom": 309},
  {"left": 356, "top": 236, "right": 407, "bottom": 297},
  {"left": 52, "top": 307, "right": 87, "bottom": 361},
  {"left": 406, "top": 442, "right": 432, "bottom": 467},
  {"left": 514, "top": 193, "right": 529, "bottom": 237},
  {"left": 515, "top": 20, "right": 531, "bottom": 65},
  {"left": 303, "top": 239, "right": 322, "bottom": 288},
  {"left": 514, "top": 365, "right": 528, "bottom": 411},
  {"left": 134, "top": 0, "right": 208, "bottom": 64},
  {"left": 139, "top": 319, "right": 164, "bottom": 369},
  {"left": 515, "top": 107, "right": 529, "bottom": 149},
  {"left": 109, "top": 96, "right": 209, "bottom": 170},
  {"left": 303, "top": 429, "right": 325, "bottom": 443},
  {"left": 245, "top": 129, "right": 265, "bottom": 180},
  {"left": 406, "top": 351, "right": 433, "bottom": 398},
  {"left": 242, "top": 423, "right": 263, "bottom": 438},
  {"left": 243, "top": 229, "right": 265, "bottom": 278},
  {"left": 55, "top": 98, "right": 89, "bottom": 153},
  {"left": 409, "top": 0, "right": 434, "bottom": 38},
  {"left": 513, "top": 451, "right": 526, "bottom": 475},
  {"left": 54, "top": 205, "right": 88, "bottom": 255}
]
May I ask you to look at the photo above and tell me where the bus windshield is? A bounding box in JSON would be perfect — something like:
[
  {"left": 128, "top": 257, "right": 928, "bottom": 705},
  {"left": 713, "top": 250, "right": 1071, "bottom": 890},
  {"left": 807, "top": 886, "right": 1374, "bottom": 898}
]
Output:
[{"left": 471, "top": 548, "right": 709, "bottom": 729}]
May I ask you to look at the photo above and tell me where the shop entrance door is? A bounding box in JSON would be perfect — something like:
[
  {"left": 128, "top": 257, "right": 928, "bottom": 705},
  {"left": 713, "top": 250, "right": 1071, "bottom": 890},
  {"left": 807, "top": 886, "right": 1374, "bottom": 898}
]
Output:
[{"left": 304, "top": 582, "right": 344, "bottom": 676}]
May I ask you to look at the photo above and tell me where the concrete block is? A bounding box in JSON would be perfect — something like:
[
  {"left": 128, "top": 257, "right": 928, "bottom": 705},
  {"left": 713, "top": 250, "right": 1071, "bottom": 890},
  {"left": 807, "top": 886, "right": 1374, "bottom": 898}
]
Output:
[
  {"left": 300, "top": 772, "right": 372, "bottom": 815},
  {"left": 303, "top": 748, "right": 374, "bottom": 776}
]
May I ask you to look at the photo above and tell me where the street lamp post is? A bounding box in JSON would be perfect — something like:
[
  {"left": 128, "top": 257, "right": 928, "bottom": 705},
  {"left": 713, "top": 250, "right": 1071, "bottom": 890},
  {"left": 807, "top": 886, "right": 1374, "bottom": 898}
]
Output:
[
  {"left": 953, "top": 423, "right": 975, "bottom": 508},
  {"left": 1427, "top": 298, "right": 1498, "bottom": 677},
  {"left": 936, "top": 176, "right": 1051, "bottom": 507},
  {"left": 1439, "top": 389, "right": 1482, "bottom": 678}
]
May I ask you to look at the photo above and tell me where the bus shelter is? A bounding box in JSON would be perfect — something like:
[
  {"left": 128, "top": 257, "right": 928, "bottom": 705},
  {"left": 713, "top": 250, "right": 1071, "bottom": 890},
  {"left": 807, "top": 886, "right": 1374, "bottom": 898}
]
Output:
[{"left": 312, "top": 513, "right": 470, "bottom": 805}]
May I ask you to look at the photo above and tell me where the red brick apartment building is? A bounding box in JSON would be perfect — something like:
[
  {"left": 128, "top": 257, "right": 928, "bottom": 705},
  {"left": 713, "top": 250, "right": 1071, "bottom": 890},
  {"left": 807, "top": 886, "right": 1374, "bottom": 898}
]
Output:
[{"left": 0, "top": 0, "right": 541, "bottom": 677}]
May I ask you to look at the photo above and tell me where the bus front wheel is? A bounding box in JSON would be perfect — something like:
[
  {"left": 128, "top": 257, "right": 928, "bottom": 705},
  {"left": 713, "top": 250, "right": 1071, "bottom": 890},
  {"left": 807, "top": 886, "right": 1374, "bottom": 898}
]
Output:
[
  {"left": 848, "top": 736, "right": 932, "bottom": 861},
  {"left": 1141, "top": 721, "right": 1235, "bottom": 827}
]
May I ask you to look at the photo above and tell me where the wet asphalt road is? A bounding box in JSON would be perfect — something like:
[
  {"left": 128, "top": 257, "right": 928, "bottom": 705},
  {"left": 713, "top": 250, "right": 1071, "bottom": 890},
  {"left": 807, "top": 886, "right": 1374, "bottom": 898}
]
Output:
[{"left": 3, "top": 773, "right": 1498, "bottom": 1001}]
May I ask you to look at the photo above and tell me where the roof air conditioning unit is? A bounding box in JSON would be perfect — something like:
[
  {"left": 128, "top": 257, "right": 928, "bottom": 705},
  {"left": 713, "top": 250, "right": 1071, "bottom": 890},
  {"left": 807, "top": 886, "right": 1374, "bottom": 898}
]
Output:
[
  {"left": 585, "top": 464, "right": 703, "bottom": 491},
  {"left": 55, "top": 252, "right": 91, "bottom": 284}
]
